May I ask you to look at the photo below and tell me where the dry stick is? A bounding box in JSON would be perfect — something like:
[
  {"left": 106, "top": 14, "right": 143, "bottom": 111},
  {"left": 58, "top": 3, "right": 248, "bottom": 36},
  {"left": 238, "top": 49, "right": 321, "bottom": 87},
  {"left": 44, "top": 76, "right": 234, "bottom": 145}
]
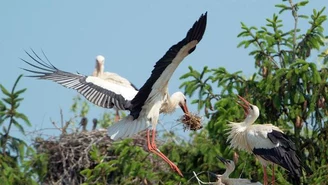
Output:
[
  {"left": 192, "top": 171, "right": 220, "bottom": 185},
  {"left": 60, "top": 108, "right": 64, "bottom": 128},
  {"left": 158, "top": 121, "right": 179, "bottom": 145},
  {"left": 51, "top": 120, "right": 62, "bottom": 132},
  {"left": 239, "top": 159, "right": 247, "bottom": 178}
]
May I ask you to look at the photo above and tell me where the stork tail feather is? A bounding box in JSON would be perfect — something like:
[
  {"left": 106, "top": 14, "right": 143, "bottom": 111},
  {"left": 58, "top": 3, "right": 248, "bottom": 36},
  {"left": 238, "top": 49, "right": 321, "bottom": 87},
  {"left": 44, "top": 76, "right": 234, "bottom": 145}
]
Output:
[{"left": 107, "top": 116, "right": 149, "bottom": 140}]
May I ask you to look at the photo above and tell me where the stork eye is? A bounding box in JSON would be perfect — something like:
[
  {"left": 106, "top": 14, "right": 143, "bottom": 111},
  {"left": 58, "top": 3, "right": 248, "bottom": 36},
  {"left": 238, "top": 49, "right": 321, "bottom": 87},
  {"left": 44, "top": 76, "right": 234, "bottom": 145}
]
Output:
[{"left": 250, "top": 105, "right": 253, "bottom": 110}]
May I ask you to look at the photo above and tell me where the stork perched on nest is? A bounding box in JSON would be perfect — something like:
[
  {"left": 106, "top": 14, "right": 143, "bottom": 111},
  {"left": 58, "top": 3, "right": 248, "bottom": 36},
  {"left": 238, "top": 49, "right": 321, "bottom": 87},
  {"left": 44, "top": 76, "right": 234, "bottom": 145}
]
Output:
[
  {"left": 227, "top": 95, "right": 301, "bottom": 185},
  {"left": 92, "top": 55, "right": 138, "bottom": 122}
]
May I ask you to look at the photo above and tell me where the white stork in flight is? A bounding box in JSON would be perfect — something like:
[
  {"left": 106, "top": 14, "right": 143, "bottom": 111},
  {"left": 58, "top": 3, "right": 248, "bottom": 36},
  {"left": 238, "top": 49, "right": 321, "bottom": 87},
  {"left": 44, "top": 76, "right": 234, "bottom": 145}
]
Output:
[
  {"left": 21, "top": 12, "right": 207, "bottom": 176},
  {"left": 227, "top": 95, "right": 301, "bottom": 185},
  {"left": 92, "top": 55, "right": 139, "bottom": 121}
]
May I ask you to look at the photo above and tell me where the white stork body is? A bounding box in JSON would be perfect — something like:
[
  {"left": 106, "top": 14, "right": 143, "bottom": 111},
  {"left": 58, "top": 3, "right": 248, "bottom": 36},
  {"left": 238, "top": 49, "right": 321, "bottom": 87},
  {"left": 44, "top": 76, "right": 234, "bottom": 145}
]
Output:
[
  {"left": 92, "top": 55, "right": 138, "bottom": 121},
  {"left": 227, "top": 96, "right": 301, "bottom": 185},
  {"left": 92, "top": 55, "right": 138, "bottom": 89},
  {"left": 22, "top": 12, "right": 207, "bottom": 177},
  {"left": 228, "top": 123, "right": 283, "bottom": 154}
]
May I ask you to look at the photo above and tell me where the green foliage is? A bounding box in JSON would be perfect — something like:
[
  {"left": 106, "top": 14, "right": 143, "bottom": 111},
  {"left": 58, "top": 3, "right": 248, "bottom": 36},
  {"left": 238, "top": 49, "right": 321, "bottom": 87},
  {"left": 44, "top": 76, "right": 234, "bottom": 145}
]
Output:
[
  {"left": 71, "top": 95, "right": 90, "bottom": 117},
  {"left": 70, "top": 95, "right": 116, "bottom": 130},
  {"left": 0, "top": 75, "right": 31, "bottom": 155},
  {"left": 81, "top": 139, "right": 164, "bottom": 185},
  {"left": 81, "top": 146, "right": 118, "bottom": 185},
  {"left": 69, "top": 1, "right": 327, "bottom": 184},
  {"left": 97, "top": 111, "right": 115, "bottom": 129},
  {"left": 2, "top": 1, "right": 327, "bottom": 185},
  {"left": 0, "top": 75, "right": 48, "bottom": 185},
  {"left": 179, "top": 1, "right": 327, "bottom": 184}
]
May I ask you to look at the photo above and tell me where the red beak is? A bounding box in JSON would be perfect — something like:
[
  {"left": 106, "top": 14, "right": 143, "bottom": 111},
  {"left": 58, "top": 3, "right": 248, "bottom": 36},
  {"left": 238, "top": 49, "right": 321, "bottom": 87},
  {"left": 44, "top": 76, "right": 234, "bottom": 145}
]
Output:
[
  {"left": 180, "top": 103, "right": 189, "bottom": 115},
  {"left": 236, "top": 95, "right": 250, "bottom": 116}
]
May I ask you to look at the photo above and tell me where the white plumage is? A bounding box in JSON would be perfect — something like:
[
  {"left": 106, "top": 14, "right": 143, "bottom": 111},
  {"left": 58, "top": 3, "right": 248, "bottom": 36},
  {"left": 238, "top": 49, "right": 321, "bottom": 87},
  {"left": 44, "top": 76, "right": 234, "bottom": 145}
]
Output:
[
  {"left": 92, "top": 55, "right": 137, "bottom": 89},
  {"left": 107, "top": 13, "right": 207, "bottom": 177},
  {"left": 108, "top": 91, "right": 188, "bottom": 140},
  {"left": 22, "top": 12, "right": 207, "bottom": 177},
  {"left": 227, "top": 95, "right": 301, "bottom": 185},
  {"left": 92, "top": 55, "right": 138, "bottom": 121},
  {"left": 22, "top": 51, "right": 138, "bottom": 111}
]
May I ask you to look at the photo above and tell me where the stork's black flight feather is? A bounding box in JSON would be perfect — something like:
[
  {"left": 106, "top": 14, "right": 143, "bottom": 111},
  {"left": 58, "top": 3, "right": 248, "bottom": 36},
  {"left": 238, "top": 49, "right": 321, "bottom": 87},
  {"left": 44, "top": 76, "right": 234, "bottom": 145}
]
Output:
[
  {"left": 130, "top": 12, "right": 207, "bottom": 119},
  {"left": 253, "top": 130, "right": 301, "bottom": 182}
]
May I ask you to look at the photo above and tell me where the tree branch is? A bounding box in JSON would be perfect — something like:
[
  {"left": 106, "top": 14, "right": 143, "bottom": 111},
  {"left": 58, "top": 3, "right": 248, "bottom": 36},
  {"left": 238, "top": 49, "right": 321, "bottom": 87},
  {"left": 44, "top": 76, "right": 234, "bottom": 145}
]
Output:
[{"left": 289, "top": 0, "right": 298, "bottom": 63}]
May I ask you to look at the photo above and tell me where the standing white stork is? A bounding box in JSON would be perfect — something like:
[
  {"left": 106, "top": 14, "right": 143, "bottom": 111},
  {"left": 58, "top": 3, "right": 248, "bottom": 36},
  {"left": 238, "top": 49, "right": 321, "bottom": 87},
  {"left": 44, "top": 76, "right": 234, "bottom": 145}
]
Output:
[
  {"left": 21, "top": 12, "right": 207, "bottom": 176},
  {"left": 227, "top": 95, "right": 301, "bottom": 185},
  {"left": 92, "top": 55, "right": 139, "bottom": 121}
]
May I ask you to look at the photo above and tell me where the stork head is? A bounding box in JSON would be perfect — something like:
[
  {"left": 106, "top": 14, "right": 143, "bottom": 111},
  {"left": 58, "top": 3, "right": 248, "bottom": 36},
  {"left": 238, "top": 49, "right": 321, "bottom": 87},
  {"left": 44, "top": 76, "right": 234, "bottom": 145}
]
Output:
[
  {"left": 94, "top": 55, "right": 105, "bottom": 76},
  {"left": 96, "top": 55, "right": 105, "bottom": 64},
  {"left": 237, "top": 95, "right": 260, "bottom": 124},
  {"left": 171, "top": 92, "right": 189, "bottom": 114},
  {"left": 217, "top": 156, "right": 235, "bottom": 177}
]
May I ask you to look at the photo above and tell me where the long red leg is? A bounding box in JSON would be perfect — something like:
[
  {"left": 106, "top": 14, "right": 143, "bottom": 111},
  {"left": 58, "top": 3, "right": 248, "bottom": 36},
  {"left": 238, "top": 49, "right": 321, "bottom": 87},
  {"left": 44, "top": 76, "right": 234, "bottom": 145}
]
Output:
[
  {"left": 147, "top": 129, "right": 183, "bottom": 177},
  {"left": 263, "top": 165, "right": 268, "bottom": 185},
  {"left": 272, "top": 164, "right": 275, "bottom": 185},
  {"left": 114, "top": 110, "right": 120, "bottom": 122}
]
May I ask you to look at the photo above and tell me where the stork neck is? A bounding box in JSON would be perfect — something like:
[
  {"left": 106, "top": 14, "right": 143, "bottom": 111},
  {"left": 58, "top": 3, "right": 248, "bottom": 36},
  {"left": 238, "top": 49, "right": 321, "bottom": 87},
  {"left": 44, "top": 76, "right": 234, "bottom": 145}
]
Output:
[
  {"left": 160, "top": 93, "right": 181, "bottom": 114},
  {"left": 244, "top": 114, "right": 258, "bottom": 125},
  {"left": 93, "top": 64, "right": 104, "bottom": 77},
  {"left": 166, "top": 94, "right": 179, "bottom": 113},
  {"left": 222, "top": 167, "right": 233, "bottom": 178}
]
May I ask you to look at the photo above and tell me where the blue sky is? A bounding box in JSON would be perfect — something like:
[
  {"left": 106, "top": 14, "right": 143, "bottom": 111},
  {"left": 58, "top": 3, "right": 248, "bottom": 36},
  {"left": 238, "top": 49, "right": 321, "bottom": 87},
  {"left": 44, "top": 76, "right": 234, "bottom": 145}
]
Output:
[{"left": 1, "top": 1, "right": 327, "bottom": 143}]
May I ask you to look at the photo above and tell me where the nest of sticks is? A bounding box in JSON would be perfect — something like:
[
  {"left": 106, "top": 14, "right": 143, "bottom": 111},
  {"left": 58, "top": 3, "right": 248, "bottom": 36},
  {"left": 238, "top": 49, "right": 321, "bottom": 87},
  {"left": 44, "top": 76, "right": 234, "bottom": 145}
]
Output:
[
  {"left": 33, "top": 129, "right": 171, "bottom": 185},
  {"left": 34, "top": 130, "right": 111, "bottom": 185},
  {"left": 179, "top": 113, "right": 203, "bottom": 131},
  {"left": 32, "top": 112, "right": 202, "bottom": 184}
]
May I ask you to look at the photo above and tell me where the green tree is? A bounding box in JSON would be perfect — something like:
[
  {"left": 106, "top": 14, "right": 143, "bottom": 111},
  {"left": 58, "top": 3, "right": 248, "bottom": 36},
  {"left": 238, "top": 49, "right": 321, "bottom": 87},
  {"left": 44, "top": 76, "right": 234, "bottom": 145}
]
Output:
[
  {"left": 0, "top": 75, "right": 47, "bottom": 185},
  {"left": 179, "top": 0, "right": 327, "bottom": 184},
  {"left": 8, "top": 1, "right": 327, "bottom": 185}
]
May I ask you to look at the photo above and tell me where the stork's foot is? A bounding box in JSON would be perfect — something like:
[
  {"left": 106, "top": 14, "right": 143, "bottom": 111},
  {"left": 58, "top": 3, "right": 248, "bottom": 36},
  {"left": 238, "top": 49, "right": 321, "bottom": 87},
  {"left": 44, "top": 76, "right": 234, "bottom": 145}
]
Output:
[
  {"left": 168, "top": 161, "right": 183, "bottom": 177},
  {"left": 147, "top": 129, "right": 183, "bottom": 177},
  {"left": 148, "top": 145, "right": 183, "bottom": 177}
]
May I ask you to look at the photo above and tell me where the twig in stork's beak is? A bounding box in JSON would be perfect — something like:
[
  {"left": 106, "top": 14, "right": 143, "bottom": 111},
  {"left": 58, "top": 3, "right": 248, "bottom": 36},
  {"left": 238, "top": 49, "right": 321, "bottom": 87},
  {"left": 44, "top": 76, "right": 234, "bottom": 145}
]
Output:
[
  {"left": 217, "top": 156, "right": 229, "bottom": 165},
  {"left": 236, "top": 95, "right": 250, "bottom": 116}
]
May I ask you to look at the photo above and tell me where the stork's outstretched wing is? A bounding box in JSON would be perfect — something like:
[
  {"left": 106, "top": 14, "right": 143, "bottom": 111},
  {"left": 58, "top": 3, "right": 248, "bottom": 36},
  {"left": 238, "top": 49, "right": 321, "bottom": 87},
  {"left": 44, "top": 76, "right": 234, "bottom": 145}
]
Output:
[
  {"left": 130, "top": 12, "right": 207, "bottom": 119},
  {"left": 21, "top": 50, "right": 137, "bottom": 110}
]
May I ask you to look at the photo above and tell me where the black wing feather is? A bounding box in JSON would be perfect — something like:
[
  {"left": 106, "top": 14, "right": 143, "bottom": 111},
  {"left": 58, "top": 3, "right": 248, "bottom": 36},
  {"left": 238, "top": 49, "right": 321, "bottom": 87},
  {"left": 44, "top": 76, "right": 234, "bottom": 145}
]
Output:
[
  {"left": 21, "top": 50, "right": 133, "bottom": 110},
  {"left": 253, "top": 130, "right": 301, "bottom": 181},
  {"left": 130, "top": 12, "right": 207, "bottom": 119}
]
